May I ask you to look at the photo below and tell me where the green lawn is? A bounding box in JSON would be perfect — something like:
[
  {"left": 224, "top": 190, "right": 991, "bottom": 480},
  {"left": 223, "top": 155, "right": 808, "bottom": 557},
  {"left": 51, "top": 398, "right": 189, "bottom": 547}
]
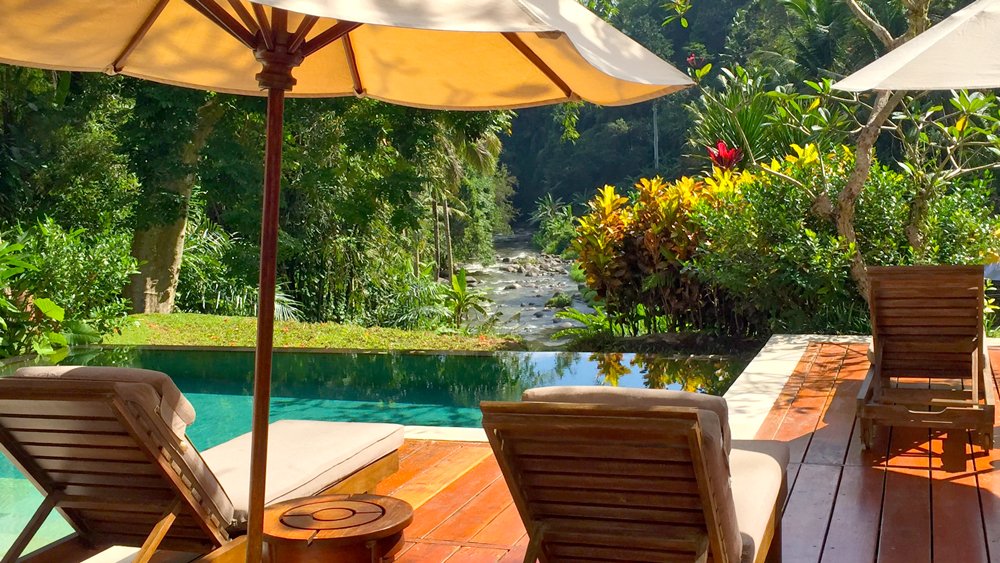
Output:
[{"left": 105, "top": 314, "right": 524, "bottom": 351}]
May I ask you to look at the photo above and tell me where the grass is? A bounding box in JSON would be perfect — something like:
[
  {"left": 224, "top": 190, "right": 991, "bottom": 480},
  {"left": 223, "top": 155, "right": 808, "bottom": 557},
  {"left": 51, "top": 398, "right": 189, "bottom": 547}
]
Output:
[{"left": 105, "top": 313, "right": 524, "bottom": 351}]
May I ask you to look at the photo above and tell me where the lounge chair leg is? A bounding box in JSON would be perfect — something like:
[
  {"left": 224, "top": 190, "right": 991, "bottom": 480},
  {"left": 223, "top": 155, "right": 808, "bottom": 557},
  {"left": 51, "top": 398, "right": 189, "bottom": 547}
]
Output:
[
  {"left": 523, "top": 523, "right": 546, "bottom": 563},
  {"left": 860, "top": 419, "right": 874, "bottom": 450},
  {"left": 1, "top": 493, "right": 59, "bottom": 563},
  {"left": 134, "top": 500, "right": 182, "bottom": 563}
]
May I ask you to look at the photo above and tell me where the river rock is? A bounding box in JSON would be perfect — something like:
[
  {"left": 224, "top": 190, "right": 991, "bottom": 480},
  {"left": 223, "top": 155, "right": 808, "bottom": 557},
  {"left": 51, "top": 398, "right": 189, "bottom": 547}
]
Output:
[
  {"left": 504, "top": 283, "right": 521, "bottom": 290},
  {"left": 533, "top": 311, "right": 545, "bottom": 318},
  {"left": 466, "top": 276, "right": 479, "bottom": 286}
]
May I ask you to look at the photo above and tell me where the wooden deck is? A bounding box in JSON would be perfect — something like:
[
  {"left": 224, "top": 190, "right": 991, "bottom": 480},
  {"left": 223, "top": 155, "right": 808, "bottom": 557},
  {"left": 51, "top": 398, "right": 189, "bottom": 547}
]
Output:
[{"left": 379, "top": 343, "right": 1000, "bottom": 562}]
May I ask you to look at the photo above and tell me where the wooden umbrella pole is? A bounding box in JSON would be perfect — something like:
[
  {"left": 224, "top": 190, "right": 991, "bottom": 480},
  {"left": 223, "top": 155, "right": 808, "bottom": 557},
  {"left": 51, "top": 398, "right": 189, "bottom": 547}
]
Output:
[{"left": 246, "top": 85, "right": 285, "bottom": 563}]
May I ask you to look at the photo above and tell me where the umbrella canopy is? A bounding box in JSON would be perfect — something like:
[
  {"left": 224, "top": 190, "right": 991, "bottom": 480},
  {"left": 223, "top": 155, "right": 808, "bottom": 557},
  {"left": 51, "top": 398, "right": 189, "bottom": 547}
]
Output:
[
  {"left": 1, "top": 0, "right": 692, "bottom": 107},
  {"left": 0, "top": 1, "right": 692, "bottom": 560},
  {"left": 835, "top": 0, "right": 1000, "bottom": 91}
]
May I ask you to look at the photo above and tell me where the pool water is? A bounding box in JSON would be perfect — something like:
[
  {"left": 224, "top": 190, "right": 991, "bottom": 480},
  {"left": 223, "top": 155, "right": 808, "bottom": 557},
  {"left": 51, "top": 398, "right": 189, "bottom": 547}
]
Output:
[{"left": 0, "top": 346, "right": 747, "bottom": 554}]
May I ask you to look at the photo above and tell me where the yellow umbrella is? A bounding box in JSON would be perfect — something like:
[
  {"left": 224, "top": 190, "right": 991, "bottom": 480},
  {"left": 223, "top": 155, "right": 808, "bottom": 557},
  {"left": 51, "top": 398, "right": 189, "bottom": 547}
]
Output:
[{"left": 0, "top": 1, "right": 693, "bottom": 559}]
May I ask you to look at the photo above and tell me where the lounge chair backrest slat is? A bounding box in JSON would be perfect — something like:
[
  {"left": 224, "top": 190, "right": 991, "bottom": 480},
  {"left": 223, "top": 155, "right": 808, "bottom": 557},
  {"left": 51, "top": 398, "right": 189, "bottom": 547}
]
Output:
[
  {"left": 481, "top": 401, "right": 740, "bottom": 563},
  {"left": 0, "top": 379, "right": 230, "bottom": 555}
]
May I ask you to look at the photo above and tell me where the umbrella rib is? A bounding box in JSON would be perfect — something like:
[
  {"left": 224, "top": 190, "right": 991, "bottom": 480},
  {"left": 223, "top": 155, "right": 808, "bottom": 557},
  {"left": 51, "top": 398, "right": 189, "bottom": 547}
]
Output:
[
  {"left": 227, "top": 0, "right": 261, "bottom": 37},
  {"left": 184, "top": 0, "right": 256, "bottom": 49},
  {"left": 112, "top": 0, "right": 171, "bottom": 73},
  {"left": 288, "top": 16, "right": 319, "bottom": 54},
  {"left": 271, "top": 8, "right": 288, "bottom": 39},
  {"left": 252, "top": 3, "right": 273, "bottom": 51},
  {"left": 343, "top": 34, "right": 364, "bottom": 95},
  {"left": 301, "top": 21, "right": 362, "bottom": 58},
  {"left": 502, "top": 32, "right": 574, "bottom": 100}
]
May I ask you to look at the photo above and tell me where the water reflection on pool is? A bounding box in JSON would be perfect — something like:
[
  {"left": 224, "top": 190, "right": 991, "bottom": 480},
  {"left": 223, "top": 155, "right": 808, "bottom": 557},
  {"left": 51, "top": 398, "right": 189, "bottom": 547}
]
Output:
[{"left": 3, "top": 347, "right": 747, "bottom": 440}]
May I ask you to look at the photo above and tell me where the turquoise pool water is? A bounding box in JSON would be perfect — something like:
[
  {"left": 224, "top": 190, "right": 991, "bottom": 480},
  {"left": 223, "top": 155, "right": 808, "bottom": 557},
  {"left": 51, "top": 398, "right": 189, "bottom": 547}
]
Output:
[{"left": 0, "top": 346, "right": 747, "bottom": 554}]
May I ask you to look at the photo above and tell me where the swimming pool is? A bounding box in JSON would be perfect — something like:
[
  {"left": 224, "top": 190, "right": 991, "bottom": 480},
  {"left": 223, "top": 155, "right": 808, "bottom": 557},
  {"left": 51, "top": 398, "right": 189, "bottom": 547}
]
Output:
[{"left": 0, "top": 346, "right": 747, "bottom": 554}]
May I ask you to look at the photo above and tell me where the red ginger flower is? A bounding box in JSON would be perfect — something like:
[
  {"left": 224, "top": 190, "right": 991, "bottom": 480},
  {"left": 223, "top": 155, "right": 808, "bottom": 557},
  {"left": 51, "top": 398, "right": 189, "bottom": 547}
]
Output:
[{"left": 707, "top": 140, "right": 743, "bottom": 170}]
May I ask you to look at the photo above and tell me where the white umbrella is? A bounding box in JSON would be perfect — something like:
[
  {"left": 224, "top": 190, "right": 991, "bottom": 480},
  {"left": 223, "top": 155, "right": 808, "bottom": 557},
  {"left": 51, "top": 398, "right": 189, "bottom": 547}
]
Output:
[
  {"left": 0, "top": 1, "right": 693, "bottom": 559},
  {"left": 835, "top": 0, "right": 1000, "bottom": 91}
]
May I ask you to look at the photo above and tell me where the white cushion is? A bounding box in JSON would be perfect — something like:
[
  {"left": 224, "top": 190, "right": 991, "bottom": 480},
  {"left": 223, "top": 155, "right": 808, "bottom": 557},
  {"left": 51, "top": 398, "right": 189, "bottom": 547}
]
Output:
[
  {"left": 13, "top": 365, "right": 196, "bottom": 439},
  {"left": 202, "top": 420, "right": 404, "bottom": 524},
  {"left": 730, "top": 440, "right": 789, "bottom": 563}
]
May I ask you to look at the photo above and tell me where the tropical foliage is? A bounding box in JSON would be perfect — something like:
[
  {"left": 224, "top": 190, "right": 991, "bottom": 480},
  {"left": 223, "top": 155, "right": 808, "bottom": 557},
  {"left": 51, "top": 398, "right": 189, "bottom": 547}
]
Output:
[
  {"left": 573, "top": 172, "right": 749, "bottom": 335},
  {"left": 0, "top": 220, "right": 132, "bottom": 357},
  {"left": 440, "top": 270, "right": 493, "bottom": 329},
  {"left": 571, "top": 141, "right": 999, "bottom": 336}
]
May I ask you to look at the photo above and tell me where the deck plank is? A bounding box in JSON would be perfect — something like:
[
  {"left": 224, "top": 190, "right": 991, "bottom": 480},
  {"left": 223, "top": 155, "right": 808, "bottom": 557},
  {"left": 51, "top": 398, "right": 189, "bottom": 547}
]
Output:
[
  {"left": 772, "top": 343, "right": 849, "bottom": 463},
  {"left": 756, "top": 342, "right": 821, "bottom": 440},
  {"left": 396, "top": 541, "right": 460, "bottom": 562},
  {"left": 877, "top": 428, "right": 932, "bottom": 563},
  {"left": 779, "top": 462, "right": 841, "bottom": 563},
  {"left": 804, "top": 344, "right": 868, "bottom": 465},
  {"left": 444, "top": 546, "right": 508, "bottom": 562},
  {"left": 930, "top": 432, "right": 989, "bottom": 563},
  {"left": 821, "top": 413, "right": 887, "bottom": 563},
  {"left": 469, "top": 503, "right": 526, "bottom": 547},
  {"left": 377, "top": 440, "right": 468, "bottom": 495},
  {"left": 978, "top": 349, "right": 1000, "bottom": 560},
  {"left": 408, "top": 455, "right": 503, "bottom": 538},
  {"left": 389, "top": 444, "right": 493, "bottom": 509},
  {"left": 428, "top": 477, "right": 515, "bottom": 542}
]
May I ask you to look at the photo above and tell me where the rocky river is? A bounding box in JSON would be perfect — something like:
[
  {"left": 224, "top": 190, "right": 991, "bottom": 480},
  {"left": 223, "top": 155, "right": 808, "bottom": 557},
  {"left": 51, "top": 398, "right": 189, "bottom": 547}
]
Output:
[{"left": 460, "top": 233, "right": 594, "bottom": 349}]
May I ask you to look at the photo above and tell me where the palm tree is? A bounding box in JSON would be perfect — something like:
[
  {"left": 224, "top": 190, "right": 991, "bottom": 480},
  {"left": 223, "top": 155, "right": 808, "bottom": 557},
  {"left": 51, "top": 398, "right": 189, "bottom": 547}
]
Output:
[{"left": 425, "top": 114, "right": 504, "bottom": 278}]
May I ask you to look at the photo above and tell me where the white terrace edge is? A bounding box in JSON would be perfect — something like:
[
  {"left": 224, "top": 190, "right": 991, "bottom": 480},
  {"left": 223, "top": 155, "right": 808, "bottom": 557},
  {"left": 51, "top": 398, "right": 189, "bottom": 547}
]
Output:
[
  {"left": 726, "top": 334, "right": 1000, "bottom": 440},
  {"left": 725, "top": 333, "right": 869, "bottom": 440}
]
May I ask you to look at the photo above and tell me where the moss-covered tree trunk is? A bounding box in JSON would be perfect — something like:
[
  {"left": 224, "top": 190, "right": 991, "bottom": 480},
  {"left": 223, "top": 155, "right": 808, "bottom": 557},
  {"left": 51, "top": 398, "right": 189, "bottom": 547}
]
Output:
[{"left": 126, "top": 95, "right": 223, "bottom": 313}]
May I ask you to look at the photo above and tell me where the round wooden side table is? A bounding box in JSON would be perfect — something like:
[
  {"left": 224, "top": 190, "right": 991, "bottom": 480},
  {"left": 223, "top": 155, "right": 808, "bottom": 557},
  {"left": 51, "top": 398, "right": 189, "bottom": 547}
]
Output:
[{"left": 263, "top": 493, "right": 414, "bottom": 563}]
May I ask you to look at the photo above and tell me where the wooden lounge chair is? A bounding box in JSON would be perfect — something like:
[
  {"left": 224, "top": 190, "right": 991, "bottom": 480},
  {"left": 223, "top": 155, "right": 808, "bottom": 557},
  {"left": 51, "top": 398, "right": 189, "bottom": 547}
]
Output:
[
  {"left": 0, "top": 366, "right": 404, "bottom": 563},
  {"left": 858, "top": 265, "right": 996, "bottom": 450},
  {"left": 481, "top": 386, "right": 788, "bottom": 563}
]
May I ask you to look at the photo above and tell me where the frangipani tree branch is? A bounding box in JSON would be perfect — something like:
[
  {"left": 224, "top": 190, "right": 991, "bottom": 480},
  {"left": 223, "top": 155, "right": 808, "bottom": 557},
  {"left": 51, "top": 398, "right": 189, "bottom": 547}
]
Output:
[{"left": 844, "top": 0, "right": 900, "bottom": 49}]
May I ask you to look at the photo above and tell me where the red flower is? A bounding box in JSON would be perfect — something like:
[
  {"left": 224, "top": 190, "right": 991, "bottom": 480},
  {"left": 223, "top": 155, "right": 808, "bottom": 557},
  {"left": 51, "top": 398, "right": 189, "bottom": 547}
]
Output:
[
  {"left": 707, "top": 140, "right": 743, "bottom": 170},
  {"left": 686, "top": 53, "right": 698, "bottom": 67}
]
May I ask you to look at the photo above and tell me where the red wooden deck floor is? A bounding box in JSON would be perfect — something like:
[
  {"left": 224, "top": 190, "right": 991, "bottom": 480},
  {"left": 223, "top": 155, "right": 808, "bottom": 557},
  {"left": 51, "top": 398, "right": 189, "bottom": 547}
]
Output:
[
  {"left": 758, "top": 342, "right": 1000, "bottom": 563},
  {"left": 378, "top": 343, "right": 1000, "bottom": 562}
]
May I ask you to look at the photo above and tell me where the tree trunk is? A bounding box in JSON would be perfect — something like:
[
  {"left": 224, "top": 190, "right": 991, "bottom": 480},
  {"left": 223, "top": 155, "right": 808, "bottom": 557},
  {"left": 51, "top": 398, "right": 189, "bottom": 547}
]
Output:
[
  {"left": 443, "top": 195, "right": 455, "bottom": 279},
  {"left": 432, "top": 197, "right": 442, "bottom": 278},
  {"left": 835, "top": 0, "right": 930, "bottom": 301},
  {"left": 837, "top": 90, "right": 905, "bottom": 301},
  {"left": 905, "top": 181, "right": 934, "bottom": 254},
  {"left": 127, "top": 99, "right": 223, "bottom": 313}
]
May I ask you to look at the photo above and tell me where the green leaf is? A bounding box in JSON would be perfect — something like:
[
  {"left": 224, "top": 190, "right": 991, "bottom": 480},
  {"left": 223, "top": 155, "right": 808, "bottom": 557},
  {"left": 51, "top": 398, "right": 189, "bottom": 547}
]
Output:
[
  {"left": 34, "top": 298, "right": 65, "bottom": 322},
  {"left": 680, "top": 17, "right": 688, "bottom": 28},
  {"left": 61, "top": 320, "right": 103, "bottom": 346},
  {"left": 32, "top": 339, "right": 55, "bottom": 356},
  {"left": 47, "top": 331, "right": 68, "bottom": 347}
]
